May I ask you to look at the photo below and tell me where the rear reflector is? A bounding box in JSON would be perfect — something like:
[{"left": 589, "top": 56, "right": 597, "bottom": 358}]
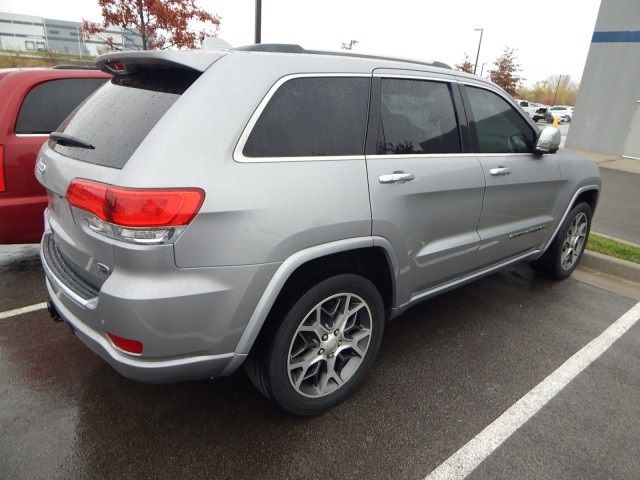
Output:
[
  {"left": 0, "top": 145, "right": 5, "bottom": 192},
  {"left": 107, "top": 332, "right": 143, "bottom": 355},
  {"left": 66, "top": 179, "right": 205, "bottom": 228}
]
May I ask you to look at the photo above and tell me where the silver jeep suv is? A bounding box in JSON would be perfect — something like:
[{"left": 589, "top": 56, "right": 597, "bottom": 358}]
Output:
[{"left": 37, "top": 45, "right": 600, "bottom": 415}]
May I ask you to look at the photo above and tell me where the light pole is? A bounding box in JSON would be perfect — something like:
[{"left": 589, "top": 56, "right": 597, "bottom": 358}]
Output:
[
  {"left": 255, "top": 0, "right": 262, "bottom": 44},
  {"left": 76, "top": 26, "right": 83, "bottom": 58},
  {"left": 473, "top": 28, "right": 483, "bottom": 75},
  {"left": 552, "top": 75, "right": 564, "bottom": 105}
]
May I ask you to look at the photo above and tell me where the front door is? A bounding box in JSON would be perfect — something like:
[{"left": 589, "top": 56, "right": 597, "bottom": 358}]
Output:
[
  {"left": 365, "top": 73, "right": 486, "bottom": 306},
  {"left": 460, "top": 83, "right": 561, "bottom": 269}
]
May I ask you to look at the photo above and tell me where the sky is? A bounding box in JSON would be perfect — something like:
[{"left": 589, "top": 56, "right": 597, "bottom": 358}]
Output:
[{"left": 0, "top": 0, "right": 602, "bottom": 85}]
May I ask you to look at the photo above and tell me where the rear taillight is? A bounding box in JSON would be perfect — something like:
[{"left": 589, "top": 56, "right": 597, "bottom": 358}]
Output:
[
  {"left": 66, "top": 178, "right": 204, "bottom": 244},
  {"left": 0, "top": 145, "right": 5, "bottom": 192}
]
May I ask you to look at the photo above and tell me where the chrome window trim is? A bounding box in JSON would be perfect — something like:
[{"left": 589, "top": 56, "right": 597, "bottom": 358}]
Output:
[
  {"left": 233, "top": 71, "right": 538, "bottom": 162},
  {"left": 233, "top": 73, "right": 371, "bottom": 163},
  {"left": 14, "top": 133, "right": 50, "bottom": 137},
  {"left": 366, "top": 152, "right": 533, "bottom": 159}
]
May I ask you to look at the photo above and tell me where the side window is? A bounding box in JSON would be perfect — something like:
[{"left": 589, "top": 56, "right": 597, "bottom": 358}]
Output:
[
  {"left": 243, "top": 77, "right": 370, "bottom": 158},
  {"left": 466, "top": 86, "right": 536, "bottom": 153},
  {"left": 377, "top": 78, "right": 461, "bottom": 154},
  {"left": 15, "top": 78, "right": 107, "bottom": 134}
]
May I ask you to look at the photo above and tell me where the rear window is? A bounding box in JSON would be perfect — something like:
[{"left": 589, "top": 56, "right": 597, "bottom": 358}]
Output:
[
  {"left": 243, "top": 77, "right": 370, "bottom": 158},
  {"left": 52, "top": 70, "right": 199, "bottom": 169},
  {"left": 15, "top": 78, "right": 107, "bottom": 134}
]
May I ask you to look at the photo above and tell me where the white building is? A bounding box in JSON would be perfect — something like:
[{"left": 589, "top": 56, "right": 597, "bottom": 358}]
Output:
[
  {"left": 0, "top": 12, "right": 46, "bottom": 52},
  {"left": 0, "top": 11, "right": 143, "bottom": 56},
  {"left": 566, "top": 0, "right": 640, "bottom": 160}
]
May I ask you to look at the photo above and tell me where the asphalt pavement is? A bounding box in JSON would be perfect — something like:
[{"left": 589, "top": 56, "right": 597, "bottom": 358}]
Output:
[{"left": 1, "top": 244, "right": 639, "bottom": 479}]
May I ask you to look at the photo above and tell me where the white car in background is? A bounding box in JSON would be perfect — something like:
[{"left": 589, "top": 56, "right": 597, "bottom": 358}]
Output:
[
  {"left": 547, "top": 105, "right": 574, "bottom": 123},
  {"left": 515, "top": 99, "right": 538, "bottom": 119}
]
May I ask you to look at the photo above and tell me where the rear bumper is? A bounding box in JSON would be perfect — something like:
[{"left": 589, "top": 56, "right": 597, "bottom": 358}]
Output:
[
  {"left": 40, "top": 230, "right": 279, "bottom": 383},
  {"left": 46, "top": 279, "right": 246, "bottom": 383}
]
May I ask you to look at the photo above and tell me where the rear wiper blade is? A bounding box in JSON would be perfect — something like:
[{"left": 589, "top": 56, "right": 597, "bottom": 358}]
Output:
[{"left": 50, "top": 132, "right": 95, "bottom": 150}]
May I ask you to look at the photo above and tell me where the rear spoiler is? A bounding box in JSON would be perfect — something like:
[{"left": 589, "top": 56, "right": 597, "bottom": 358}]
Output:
[{"left": 95, "top": 50, "right": 227, "bottom": 75}]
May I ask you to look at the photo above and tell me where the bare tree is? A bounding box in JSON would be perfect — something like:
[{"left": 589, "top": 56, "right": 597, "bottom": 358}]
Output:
[{"left": 341, "top": 40, "right": 358, "bottom": 50}]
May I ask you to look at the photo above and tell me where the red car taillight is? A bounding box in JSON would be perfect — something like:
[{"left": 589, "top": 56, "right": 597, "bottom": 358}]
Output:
[
  {"left": 0, "top": 145, "right": 5, "bottom": 192},
  {"left": 66, "top": 178, "right": 205, "bottom": 244}
]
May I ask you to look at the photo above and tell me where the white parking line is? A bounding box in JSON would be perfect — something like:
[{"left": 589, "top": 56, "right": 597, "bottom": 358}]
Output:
[
  {"left": 0, "top": 302, "right": 48, "bottom": 320},
  {"left": 424, "top": 301, "right": 640, "bottom": 480}
]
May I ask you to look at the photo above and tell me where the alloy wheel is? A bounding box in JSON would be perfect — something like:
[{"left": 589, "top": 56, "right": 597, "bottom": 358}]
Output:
[
  {"left": 561, "top": 212, "right": 588, "bottom": 270},
  {"left": 287, "top": 293, "right": 373, "bottom": 398}
]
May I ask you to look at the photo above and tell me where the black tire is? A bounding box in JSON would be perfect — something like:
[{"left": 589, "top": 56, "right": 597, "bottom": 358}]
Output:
[
  {"left": 564, "top": 115, "right": 571, "bottom": 123},
  {"left": 245, "top": 274, "right": 385, "bottom": 416},
  {"left": 531, "top": 202, "right": 592, "bottom": 279}
]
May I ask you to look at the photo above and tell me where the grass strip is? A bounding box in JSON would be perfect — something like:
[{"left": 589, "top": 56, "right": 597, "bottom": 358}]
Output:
[{"left": 586, "top": 233, "right": 640, "bottom": 264}]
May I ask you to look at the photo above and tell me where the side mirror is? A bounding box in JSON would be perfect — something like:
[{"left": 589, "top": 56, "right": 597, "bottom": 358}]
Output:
[{"left": 535, "top": 126, "right": 561, "bottom": 154}]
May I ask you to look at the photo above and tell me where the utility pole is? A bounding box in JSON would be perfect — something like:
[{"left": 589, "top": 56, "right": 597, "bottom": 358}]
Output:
[
  {"left": 473, "top": 28, "right": 483, "bottom": 75},
  {"left": 553, "top": 75, "right": 564, "bottom": 105},
  {"left": 76, "top": 25, "right": 83, "bottom": 58},
  {"left": 43, "top": 18, "right": 49, "bottom": 51},
  {"left": 255, "top": 0, "right": 262, "bottom": 44},
  {"left": 480, "top": 62, "right": 487, "bottom": 77}
]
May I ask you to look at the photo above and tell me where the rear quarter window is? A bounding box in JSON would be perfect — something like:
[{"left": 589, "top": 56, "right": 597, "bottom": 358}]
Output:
[
  {"left": 242, "top": 76, "right": 370, "bottom": 158},
  {"left": 15, "top": 78, "right": 107, "bottom": 134}
]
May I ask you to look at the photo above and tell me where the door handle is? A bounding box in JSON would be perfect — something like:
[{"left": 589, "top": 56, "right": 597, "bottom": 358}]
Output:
[
  {"left": 379, "top": 171, "right": 415, "bottom": 184},
  {"left": 489, "top": 166, "right": 512, "bottom": 176}
]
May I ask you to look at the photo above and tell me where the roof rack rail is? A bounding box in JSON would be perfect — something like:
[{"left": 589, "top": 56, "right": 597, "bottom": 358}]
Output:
[{"left": 233, "top": 43, "right": 452, "bottom": 70}]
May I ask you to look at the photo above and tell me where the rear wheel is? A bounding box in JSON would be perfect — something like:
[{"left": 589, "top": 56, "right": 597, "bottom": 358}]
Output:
[
  {"left": 246, "top": 274, "right": 384, "bottom": 415},
  {"left": 563, "top": 115, "right": 571, "bottom": 123},
  {"left": 532, "top": 202, "right": 592, "bottom": 279}
]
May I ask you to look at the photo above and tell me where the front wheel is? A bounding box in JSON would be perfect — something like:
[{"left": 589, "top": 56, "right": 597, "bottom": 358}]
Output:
[
  {"left": 245, "top": 274, "right": 385, "bottom": 415},
  {"left": 532, "top": 202, "right": 592, "bottom": 279},
  {"left": 563, "top": 115, "right": 571, "bottom": 123}
]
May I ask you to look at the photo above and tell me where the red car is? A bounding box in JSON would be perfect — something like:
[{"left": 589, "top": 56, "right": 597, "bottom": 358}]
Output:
[{"left": 0, "top": 67, "right": 109, "bottom": 244}]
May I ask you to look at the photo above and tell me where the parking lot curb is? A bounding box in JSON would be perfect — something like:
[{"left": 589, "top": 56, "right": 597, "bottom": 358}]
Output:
[
  {"left": 591, "top": 231, "right": 640, "bottom": 249},
  {"left": 581, "top": 250, "right": 640, "bottom": 284}
]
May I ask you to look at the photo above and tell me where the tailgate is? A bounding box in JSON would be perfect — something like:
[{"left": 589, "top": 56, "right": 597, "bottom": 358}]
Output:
[{"left": 36, "top": 146, "right": 120, "bottom": 290}]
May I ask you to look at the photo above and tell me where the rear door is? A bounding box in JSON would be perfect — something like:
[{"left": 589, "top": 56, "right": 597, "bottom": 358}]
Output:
[
  {"left": 459, "top": 81, "right": 561, "bottom": 268},
  {"left": 365, "top": 70, "right": 485, "bottom": 305}
]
